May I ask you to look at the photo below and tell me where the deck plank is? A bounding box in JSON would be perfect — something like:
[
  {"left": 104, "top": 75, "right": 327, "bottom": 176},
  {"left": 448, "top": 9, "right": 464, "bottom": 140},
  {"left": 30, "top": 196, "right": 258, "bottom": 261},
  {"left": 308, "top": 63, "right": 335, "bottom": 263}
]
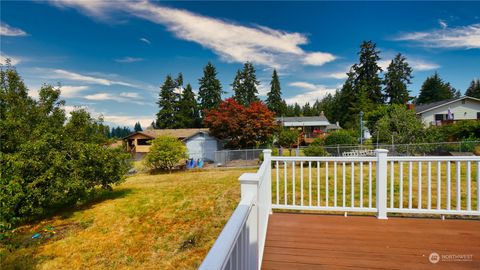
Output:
[{"left": 261, "top": 213, "right": 480, "bottom": 270}]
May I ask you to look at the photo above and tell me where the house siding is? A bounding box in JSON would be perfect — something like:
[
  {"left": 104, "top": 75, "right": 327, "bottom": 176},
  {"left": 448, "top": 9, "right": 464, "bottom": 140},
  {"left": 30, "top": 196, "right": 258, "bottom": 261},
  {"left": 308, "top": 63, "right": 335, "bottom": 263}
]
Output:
[{"left": 419, "top": 99, "right": 480, "bottom": 126}]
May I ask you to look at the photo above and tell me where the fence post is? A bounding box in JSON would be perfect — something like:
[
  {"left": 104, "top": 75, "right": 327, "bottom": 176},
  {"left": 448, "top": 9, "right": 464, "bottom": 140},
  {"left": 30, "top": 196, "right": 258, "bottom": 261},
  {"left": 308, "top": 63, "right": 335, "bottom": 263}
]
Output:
[
  {"left": 263, "top": 149, "right": 272, "bottom": 214},
  {"left": 239, "top": 172, "right": 259, "bottom": 269},
  {"left": 375, "top": 149, "right": 388, "bottom": 219}
]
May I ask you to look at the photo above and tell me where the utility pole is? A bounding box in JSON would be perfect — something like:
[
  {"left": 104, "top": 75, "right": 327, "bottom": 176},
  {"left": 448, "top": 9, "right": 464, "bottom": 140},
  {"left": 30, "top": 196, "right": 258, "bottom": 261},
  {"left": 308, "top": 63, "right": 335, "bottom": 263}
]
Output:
[{"left": 360, "top": 111, "right": 364, "bottom": 145}]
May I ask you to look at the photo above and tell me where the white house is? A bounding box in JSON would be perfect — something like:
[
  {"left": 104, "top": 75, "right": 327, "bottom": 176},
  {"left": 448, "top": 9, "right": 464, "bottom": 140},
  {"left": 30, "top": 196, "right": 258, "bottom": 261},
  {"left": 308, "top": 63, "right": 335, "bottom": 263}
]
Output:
[
  {"left": 123, "top": 128, "right": 221, "bottom": 161},
  {"left": 415, "top": 96, "right": 480, "bottom": 127},
  {"left": 276, "top": 113, "right": 341, "bottom": 143}
]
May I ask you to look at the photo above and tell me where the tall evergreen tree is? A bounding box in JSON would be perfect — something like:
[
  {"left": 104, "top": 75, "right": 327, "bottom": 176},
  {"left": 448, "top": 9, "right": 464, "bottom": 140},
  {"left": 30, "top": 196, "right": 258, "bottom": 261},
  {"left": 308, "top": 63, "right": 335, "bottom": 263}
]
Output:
[
  {"left": 266, "top": 69, "right": 285, "bottom": 116},
  {"left": 384, "top": 53, "right": 413, "bottom": 104},
  {"left": 232, "top": 62, "right": 260, "bottom": 106},
  {"left": 198, "top": 62, "right": 223, "bottom": 113},
  {"left": 156, "top": 75, "right": 178, "bottom": 129},
  {"left": 176, "top": 83, "right": 200, "bottom": 128},
  {"left": 417, "top": 72, "right": 456, "bottom": 104},
  {"left": 134, "top": 121, "right": 143, "bottom": 132},
  {"left": 353, "top": 41, "right": 384, "bottom": 104},
  {"left": 465, "top": 79, "right": 480, "bottom": 98}
]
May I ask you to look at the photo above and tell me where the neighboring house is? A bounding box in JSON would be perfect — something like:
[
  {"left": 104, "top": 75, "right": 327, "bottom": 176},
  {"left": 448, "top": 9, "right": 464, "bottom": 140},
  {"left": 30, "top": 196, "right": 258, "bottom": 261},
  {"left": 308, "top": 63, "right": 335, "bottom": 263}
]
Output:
[
  {"left": 276, "top": 113, "right": 341, "bottom": 143},
  {"left": 123, "top": 128, "right": 221, "bottom": 161},
  {"left": 414, "top": 96, "right": 480, "bottom": 127}
]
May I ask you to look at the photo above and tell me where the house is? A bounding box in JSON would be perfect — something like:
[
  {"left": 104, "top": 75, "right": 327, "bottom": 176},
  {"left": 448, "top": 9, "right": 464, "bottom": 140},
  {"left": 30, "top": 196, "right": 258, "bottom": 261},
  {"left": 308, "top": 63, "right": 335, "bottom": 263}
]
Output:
[
  {"left": 414, "top": 96, "right": 480, "bottom": 127},
  {"left": 123, "top": 128, "right": 221, "bottom": 161},
  {"left": 276, "top": 113, "right": 341, "bottom": 143}
]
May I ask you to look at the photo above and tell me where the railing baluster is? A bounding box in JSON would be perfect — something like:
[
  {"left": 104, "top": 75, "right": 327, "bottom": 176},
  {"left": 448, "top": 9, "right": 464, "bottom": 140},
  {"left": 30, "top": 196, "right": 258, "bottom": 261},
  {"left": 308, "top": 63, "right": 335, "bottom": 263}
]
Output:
[
  {"left": 437, "top": 161, "right": 441, "bottom": 210},
  {"left": 351, "top": 161, "right": 355, "bottom": 207},
  {"left": 369, "top": 161, "right": 372, "bottom": 208},
  {"left": 309, "top": 161, "right": 312, "bottom": 207},
  {"left": 317, "top": 161, "right": 320, "bottom": 206},
  {"left": 343, "top": 162, "right": 346, "bottom": 207},
  {"left": 360, "top": 161, "right": 364, "bottom": 208},
  {"left": 447, "top": 161, "right": 451, "bottom": 210},
  {"left": 408, "top": 161, "right": 412, "bottom": 209},
  {"left": 456, "top": 161, "right": 461, "bottom": 211},
  {"left": 477, "top": 161, "right": 480, "bottom": 211},
  {"left": 334, "top": 161, "right": 337, "bottom": 207},
  {"left": 284, "top": 161, "right": 287, "bottom": 205},
  {"left": 300, "top": 162, "right": 304, "bottom": 206},
  {"left": 418, "top": 161, "right": 422, "bottom": 209},
  {"left": 390, "top": 161, "right": 394, "bottom": 209},
  {"left": 276, "top": 161, "right": 279, "bottom": 205},
  {"left": 399, "top": 162, "right": 403, "bottom": 209},
  {"left": 427, "top": 161, "right": 431, "bottom": 210},
  {"left": 292, "top": 161, "right": 296, "bottom": 206},
  {"left": 467, "top": 161, "right": 471, "bottom": 211},
  {"left": 325, "top": 161, "right": 329, "bottom": 207}
]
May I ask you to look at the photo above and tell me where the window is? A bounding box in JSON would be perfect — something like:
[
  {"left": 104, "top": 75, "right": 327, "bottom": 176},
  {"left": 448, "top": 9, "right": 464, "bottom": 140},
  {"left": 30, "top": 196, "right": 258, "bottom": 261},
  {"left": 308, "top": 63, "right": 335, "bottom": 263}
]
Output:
[
  {"left": 462, "top": 99, "right": 466, "bottom": 104},
  {"left": 137, "top": 139, "right": 151, "bottom": 145},
  {"left": 435, "top": 114, "right": 444, "bottom": 121},
  {"left": 477, "top": 112, "right": 480, "bottom": 119}
]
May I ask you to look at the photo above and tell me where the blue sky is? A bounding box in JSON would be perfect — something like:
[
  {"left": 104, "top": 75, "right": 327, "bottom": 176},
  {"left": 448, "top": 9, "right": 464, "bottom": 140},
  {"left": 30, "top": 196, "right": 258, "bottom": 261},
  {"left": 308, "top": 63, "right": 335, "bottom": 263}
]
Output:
[{"left": 1, "top": 1, "right": 479, "bottom": 128}]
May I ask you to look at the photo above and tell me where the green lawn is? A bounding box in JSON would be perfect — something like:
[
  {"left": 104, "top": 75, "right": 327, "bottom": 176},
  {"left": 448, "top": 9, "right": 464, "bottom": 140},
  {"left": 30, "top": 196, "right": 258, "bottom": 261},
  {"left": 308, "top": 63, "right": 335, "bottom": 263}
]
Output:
[{"left": 0, "top": 168, "right": 253, "bottom": 270}]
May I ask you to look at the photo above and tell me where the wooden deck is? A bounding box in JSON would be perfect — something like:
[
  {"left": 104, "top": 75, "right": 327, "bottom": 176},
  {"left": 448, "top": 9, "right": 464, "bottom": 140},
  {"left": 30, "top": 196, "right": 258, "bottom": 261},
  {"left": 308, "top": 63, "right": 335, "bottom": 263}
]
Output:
[{"left": 262, "top": 213, "right": 480, "bottom": 269}]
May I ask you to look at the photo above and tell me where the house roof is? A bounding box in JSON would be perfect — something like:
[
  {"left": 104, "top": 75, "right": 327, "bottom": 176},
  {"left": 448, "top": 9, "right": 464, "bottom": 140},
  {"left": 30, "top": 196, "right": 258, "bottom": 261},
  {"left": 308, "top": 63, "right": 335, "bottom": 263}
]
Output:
[
  {"left": 275, "top": 115, "right": 329, "bottom": 123},
  {"left": 123, "top": 128, "right": 210, "bottom": 140},
  {"left": 415, "top": 96, "right": 480, "bottom": 114}
]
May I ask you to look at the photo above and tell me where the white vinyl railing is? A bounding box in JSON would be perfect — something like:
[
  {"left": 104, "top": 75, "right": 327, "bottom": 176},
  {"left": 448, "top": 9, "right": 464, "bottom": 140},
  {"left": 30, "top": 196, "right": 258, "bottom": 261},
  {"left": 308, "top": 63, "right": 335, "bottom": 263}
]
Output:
[
  {"left": 201, "top": 149, "right": 480, "bottom": 269},
  {"left": 199, "top": 150, "right": 272, "bottom": 270}
]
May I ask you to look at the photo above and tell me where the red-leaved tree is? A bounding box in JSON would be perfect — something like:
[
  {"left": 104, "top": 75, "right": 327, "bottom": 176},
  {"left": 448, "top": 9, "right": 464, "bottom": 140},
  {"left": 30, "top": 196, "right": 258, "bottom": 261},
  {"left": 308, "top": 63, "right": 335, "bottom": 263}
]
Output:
[{"left": 204, "top": 98, "right": 277, "bottom": 148}]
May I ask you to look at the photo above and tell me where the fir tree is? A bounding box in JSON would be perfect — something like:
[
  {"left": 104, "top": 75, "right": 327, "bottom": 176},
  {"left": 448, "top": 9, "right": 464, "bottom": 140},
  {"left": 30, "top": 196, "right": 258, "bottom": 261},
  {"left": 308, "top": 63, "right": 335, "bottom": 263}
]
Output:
[
  {"left": 384, "top": 53, "right": 413, "bottom": 104},
  {"left": 134, "top": 122, "right": 143, "bottom": 132},
  {"left": 417, "top": 72, "right": 456, "bottom": 104},
  {"left": 465, "top": 79, "right": 480, "bottom": 98},
  {"left": 266, "top": 69, "right": 285, "bottom": 116},
  {"left": 156, "top": 75, "right": 178, "bottom": 129},
  {"left": 353, "top": 41, "right": 384, "bottom": 104},
  {"left": 176, "top": 83, "right": 200, "bottom": 128},
  {"left": 198, "top": 62, "right": 223, "bottom": 113},
  {"left": 232, "top": 62, "right": 260, "bottom": 106}
]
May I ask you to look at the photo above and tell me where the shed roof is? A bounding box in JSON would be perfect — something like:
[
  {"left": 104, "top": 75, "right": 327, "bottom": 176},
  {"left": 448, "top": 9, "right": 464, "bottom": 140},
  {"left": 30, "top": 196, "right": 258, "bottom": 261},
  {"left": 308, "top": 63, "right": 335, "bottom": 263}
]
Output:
[{"left": 123, "top": 128, "right": 210, "bottom": 140}]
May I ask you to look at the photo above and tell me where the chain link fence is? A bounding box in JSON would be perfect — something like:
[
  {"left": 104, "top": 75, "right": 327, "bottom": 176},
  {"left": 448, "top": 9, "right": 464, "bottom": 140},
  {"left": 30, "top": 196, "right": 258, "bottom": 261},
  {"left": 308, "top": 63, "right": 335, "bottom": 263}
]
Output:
[{"left": 213, "top": 149, "right": 264, "bottom": 167}]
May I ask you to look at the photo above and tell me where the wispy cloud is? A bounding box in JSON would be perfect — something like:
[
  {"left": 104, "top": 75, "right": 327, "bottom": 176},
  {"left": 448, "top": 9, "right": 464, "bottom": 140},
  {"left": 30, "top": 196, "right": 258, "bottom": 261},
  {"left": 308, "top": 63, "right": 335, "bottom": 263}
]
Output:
[
  {"left": 115, "top": 56, "right": 144, "bottom": 63},
  {"left": 51, "top": 69, "right": 139, "bottom": 88},
  {"left": 84, "top": 92, "right": 146, "bottom": 105},
  {"left": 286, "top": 82, "right": 337, "bottom": 105},
  {"left": 140, "top": 37, "right": 151, "bottom": 44},
  {"left": 0, "top": 52, "right": 21, "bottom": 65},
  {"left": 438, "top": 19, "right": 448, "bottom": 29},
  {"left": 0, "top": 22, "right": 27, "bottom": 36},
  {"left": 63, "top": 104, "right": 153, "bottom": 127},
  {"left": 45, "top": 0, "right": 336, "bottom": 68},
  {"left": 60, "top": 85, "right": 89, "bottom": 98},
  {"left": 378, "top": 58, "right": 440, "bottom": 71},
  {"left": 395, "top": 23, "right": 480, "bottom": 49}
]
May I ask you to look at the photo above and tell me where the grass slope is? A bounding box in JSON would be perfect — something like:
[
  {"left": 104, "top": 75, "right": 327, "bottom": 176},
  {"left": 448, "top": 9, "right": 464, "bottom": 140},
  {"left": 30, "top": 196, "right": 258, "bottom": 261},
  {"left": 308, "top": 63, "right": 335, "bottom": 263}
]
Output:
[{"left": 1, "top": 168, "right": 253, "bottom": 270}]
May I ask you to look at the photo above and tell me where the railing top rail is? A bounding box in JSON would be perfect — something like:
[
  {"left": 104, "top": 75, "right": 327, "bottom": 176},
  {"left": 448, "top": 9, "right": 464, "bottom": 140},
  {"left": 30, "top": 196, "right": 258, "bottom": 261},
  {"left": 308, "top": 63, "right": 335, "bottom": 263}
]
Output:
[
  {"left": 271, "top": 156, "right": 377, "bottom": 162},
  {"left": 199, "top": 196, "right": 254, "bottom": 270},
  {"left": 387, "top": 156, "right": 480, "bottom": 161}
]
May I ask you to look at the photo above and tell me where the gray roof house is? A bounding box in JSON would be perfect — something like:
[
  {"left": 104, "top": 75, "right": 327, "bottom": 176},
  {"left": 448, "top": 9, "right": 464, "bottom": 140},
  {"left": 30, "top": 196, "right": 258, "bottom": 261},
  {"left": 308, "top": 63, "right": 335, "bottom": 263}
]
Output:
[{"left": 414, "top": 96, "right": 480, "bottom": 127}]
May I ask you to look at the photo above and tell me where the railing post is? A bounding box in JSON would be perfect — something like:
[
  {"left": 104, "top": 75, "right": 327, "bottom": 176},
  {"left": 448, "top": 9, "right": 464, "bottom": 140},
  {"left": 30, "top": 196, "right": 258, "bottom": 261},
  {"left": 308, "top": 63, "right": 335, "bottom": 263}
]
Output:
[
  {"left": 375, "top": 149, "right": 388, "bottom": 219},
  {"left": 239, "top": 173, "right": 259, "bottom": 269},
  {"left": 263, "top": 149, "right": 272, "bottom": 214}
]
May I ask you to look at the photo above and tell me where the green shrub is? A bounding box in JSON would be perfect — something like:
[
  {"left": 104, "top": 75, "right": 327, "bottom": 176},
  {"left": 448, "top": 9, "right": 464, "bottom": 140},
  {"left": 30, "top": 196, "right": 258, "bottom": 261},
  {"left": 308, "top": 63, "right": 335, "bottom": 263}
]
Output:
[
  {"left": 144, "top": 136, "right": 187, "bottom": 172},
  {"left": 303, "top": 145, "right": 329, "bottom": 157},
  {"left": 324, "top": 130, "right": 357, "bottom": 145}
]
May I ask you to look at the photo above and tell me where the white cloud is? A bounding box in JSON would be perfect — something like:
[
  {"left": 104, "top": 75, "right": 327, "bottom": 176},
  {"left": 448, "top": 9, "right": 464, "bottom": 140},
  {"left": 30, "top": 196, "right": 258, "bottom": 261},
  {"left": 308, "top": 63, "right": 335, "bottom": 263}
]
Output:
[
  {"left": 0, "top": 52, "right": 21, "bottom": 65},
  {"left": 378, "top": 58, "right": 440, "bottom": 72},
  {"left": 286, "top": 82, "right": 336, "bottom": 105},
  {"left": 60, "top": 85, "right": 89, "bottom": 98},
  {"left": 62, "top": 104, "right": 152, "bottom": 127},
  {"left": 46, "top": 0, "right": 336, "bottom": 68},
  {"left": 438, "top": 19, "right": 448, "bottom": 29},
  {"left": 0, "top": 22, "right": 27, "bottom": 36},
  {"left": 84, "top": 92, "right": 145, "bottom": 105},
  {"left": 395, "top": 23, "right": 480, "bottom": 49},
  {"left": 52, "top": 69, "right": 139, "bottom": 88},
  {"left": 115, "top": 56, "right": 144, "bottom": 63},
  {"left": 140, "top": 37, "right": 151, "bottom": 44}
]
